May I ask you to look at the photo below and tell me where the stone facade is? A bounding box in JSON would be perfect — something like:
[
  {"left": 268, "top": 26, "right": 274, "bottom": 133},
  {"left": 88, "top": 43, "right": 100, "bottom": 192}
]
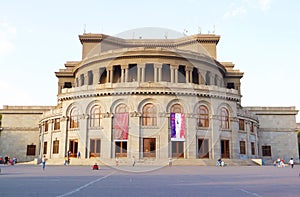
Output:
[
  {"left": 0, "top": 106, "right": 53, "bottom": 161},
  {"left": 0, "top": 33, "right": 298, "bottom": 164}
]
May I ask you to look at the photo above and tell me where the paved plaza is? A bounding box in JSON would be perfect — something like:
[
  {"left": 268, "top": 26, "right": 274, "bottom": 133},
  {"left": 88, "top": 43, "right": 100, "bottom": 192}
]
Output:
[{"left": 0, "top": 164, "right": 299, "bottom": 197}]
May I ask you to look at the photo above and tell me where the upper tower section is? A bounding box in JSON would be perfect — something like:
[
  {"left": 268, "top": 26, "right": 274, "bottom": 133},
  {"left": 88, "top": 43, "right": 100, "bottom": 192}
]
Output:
[{"left": 79, "top": 33, "right": 220, "bottom": 60}]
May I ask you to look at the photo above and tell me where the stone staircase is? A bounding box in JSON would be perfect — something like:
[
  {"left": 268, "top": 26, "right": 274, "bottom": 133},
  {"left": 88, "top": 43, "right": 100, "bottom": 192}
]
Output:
[{"left": 42, "top": 157, "right": 259, "bottom": 167}]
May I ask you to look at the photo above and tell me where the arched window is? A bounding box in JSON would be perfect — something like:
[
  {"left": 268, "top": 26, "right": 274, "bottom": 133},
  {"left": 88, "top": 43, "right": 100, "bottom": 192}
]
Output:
[
  {"left": 198, "top": 105, "right": 209, "bottom": 127},
  {"left": 142, "top": 103, "right": 157, "bottom": 126},
  {"left": 170, "top": 103, "right": 183, "bottom": 113},
  {"left": 115, "top": 104, "right": 128, "bottom": 113},
  {"left": 90, "top": 105, "right": 101, "bottom": 128},
  {"left": 70, "top": 108, "right": 79, "bottom": 128},
  {"left": 220, "top": 107, "right": 229, "bottom": 129}
]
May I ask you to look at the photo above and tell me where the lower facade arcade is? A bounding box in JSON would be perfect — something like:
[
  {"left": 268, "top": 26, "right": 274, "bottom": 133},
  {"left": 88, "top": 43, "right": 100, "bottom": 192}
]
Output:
[{"left": 39, "top": 94, "right": 259, "bottom": 162}]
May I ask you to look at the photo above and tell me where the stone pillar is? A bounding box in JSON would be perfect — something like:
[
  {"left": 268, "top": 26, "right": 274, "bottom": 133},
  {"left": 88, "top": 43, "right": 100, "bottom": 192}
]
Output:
[
  {"left": 101, "top": 113, "right": 113, "bottom": 159},
  {"left": 211, "top": 115, "right": 222, "bottom": 160},
  {"left": 170, "top": 67, "right": 174, "bottom": 83},
  {"left": 154, "top": 64, "right": 158, "bottom": 82},
  {"left": 158, "top": 64, "right": 162, "bottom": 82},
  {"left": 186, "top": 113, "right": 197, "bottom": 159},
  {"left": 121, "top": 65, "right": 128, "bottom": 83},
  {"left": 173, "top": 65, "right": 179, "bottom": 83},
  {"left": 137, "top": 65, "right": 141, "bottom": 82},
  {"left": 78, "top": 114, "right": 88, "bottom": 159},
  {"left": 94, "top": 68, "right": 100, "bottom": 84},
  {"left": 60, "top": 116, "right": 69, "bottom": 158},
  {"left": 230, "top": 117, "right": 239, "bottom": 159},
  {"left": 141, "top": 64, "right": 145, "bottom": 82},
  {"left": 129, "top": 112, "right": 141, "bottom": 159},
  {"left": 185, "top": 69, "right": 189, "bottom": 83}
]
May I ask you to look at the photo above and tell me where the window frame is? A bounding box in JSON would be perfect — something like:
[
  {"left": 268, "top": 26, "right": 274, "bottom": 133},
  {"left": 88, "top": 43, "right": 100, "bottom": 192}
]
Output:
[{"left": 142, "top": 103, "right": 157, "bottom": 126}]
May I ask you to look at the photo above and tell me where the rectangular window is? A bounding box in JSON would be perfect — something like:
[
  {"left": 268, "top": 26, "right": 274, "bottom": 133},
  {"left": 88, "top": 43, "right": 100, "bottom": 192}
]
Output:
[
  {"left": 90, "top": 139, "right": 101, "bottom": 157},
  {"left": 63, "top": 82, "right": 72, "bottom": 88},
  {"left": 240, "top": 141, "right": 246, "bottom": 154},
  {"left": 251, "top": 142, "right": 255, "bottom": 155},
  {"left": 80, "top": 74, "right": 84, "bottom": 86},
  {"left": 250, "top": 122, "right": 254, "bottom": 132},
  {"left": 178, "top": 65, "right": 186, "bottom": 83},
  {"left": 112, "top": 65, "right": 121, "bottom": 83},
  {"left": 88, "top": 70, "right": 93, "bottom": 85},
  {"left": 53, "top": 140, "right": 59, "bottom": 154},
  {"left": 226, "top": 82, "right": 234, "bottom": 89},
  {"left": 262, "top": 145, "right": 271, "bottom": 156},
  {"left": 145, "top": 64, "right": 154, "bottom": 82},
  {"left": 26, "top": 145, "right": 36, "bottom": 156},
  {"left": 115, "top": 141, "right": 127, "bottom": 157},
  {"left": 99, "top": 68, "right": 107, "bottom": 84},
  {"left": 128, "top": 64, "right": 137, "bottom": 82},
  {"left": 161, "top": 64, "right": 170, "bottom": 82},
  {"left": 43, "top": 142, "right": 47, "bottom": 154},
  {"left": 45, "top": 121, "right": 48, "bottom": 132},
  {"left": 54, "top": 118, "right": 60, "bottom": 130},
  {"left": 239, "top": 119, "right": 245, "bottom": 130}
]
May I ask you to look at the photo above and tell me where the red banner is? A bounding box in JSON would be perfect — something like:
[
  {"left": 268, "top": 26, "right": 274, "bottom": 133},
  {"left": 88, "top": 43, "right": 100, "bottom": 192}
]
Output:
[{"left": 113, "top": 113, "right": 128, "bottom": 140}]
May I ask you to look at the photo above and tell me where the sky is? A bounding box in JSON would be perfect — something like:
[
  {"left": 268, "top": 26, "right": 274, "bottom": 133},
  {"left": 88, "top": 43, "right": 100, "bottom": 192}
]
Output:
[{"left": 0, "top": 0, "right": 299, "bottom": 121}]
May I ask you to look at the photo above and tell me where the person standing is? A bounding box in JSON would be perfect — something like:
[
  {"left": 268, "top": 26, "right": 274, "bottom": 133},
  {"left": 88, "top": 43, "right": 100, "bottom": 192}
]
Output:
[
  {"left": 42, "top": 155, "right": 47, "bottom": 170},
  {"left": 77, "top": 151, "right": 81, "bottom": 159},
  {"left": 67, "top": 150, "right": 71, "bottom": 164},
  {"left": 132, "top": 156, "right": 136, "bottom": 167},
  {"left": 288, "top": 158, "right": 294, "bottom": 168},
  {"left": 168, "top": 158, "right": 172, "bottom": 167}
]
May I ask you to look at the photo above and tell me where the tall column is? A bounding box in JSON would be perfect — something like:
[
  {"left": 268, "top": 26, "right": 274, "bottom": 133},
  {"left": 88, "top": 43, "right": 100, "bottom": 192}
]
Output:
[
  {"left": 186, "top": 66, "right": 193, "bottom": 83},
  {"left": 94, "top": 68, "right": 100, "bottom": 84},
  {"left": 121, "top": 65, "right": 128, "bottom": 83},
  {"left": 141, "top": 64, "right": 145, "bottom": 82},
  {"left": 170, "top": 67, "right": 174, "bottom": 83},
  {"left": 172, "top": 65, "right": 179, "bottom": 83},
  {"left": 158, "top": 65, "right": 162, "bottom": 82},
  {"left": 185, "top": 69, "right": 189, "bottom": 83},
  {"left": 154, "top": 64, "right": 158, "bottom": 82},
  {"left": 137, "top": 65, "right": 141, "bottom": 82}
]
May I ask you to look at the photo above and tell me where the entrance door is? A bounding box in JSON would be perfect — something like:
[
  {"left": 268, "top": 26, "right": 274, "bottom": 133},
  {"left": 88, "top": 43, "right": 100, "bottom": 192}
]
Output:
[
  {"left": 90, "top": 139, "right": 101, "bottom": 158},
  {"left": 143, "top": 138, "right": 156, "bottom": 157},
  {"left": 198, "top": 139, "right": 209, "bottom": 158},
  {"left": 115, "top": 141, "right": 127, "bottom": 157},
  {"left": 221, "top": 140, "right": 230, "bottom": 158},
  {"left": 172, "top": 141, "right": 184, "bottom": 158},
  {"left": 69, "top": 139, "right": 78, "bottom": 157}
]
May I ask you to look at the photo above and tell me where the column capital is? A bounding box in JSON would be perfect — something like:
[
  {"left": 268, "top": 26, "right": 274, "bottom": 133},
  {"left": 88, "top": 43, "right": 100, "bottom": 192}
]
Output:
[
  {"left": 170, "top": 64, "right": 179, "bottom": 69},
  {"left": 121, "top": 64, "right": 129, "bottom": 69},
  {"left": 154, "top": 63, "right": 162, "bottom": 68}
]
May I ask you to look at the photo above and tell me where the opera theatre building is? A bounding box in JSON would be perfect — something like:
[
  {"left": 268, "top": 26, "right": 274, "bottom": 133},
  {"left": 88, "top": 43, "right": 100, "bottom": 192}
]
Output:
[{"left": 0, "top": 29, "right": 299, "bottom": 165}]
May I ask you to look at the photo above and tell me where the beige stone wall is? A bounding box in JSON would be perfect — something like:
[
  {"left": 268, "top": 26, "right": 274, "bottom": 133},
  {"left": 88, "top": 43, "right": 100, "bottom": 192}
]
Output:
[
  {"left": 245, "top": 106, "right": 299, "bottom": 162},
  {"left": 0, "top": 106, "right": 53, "bottom": 162}
]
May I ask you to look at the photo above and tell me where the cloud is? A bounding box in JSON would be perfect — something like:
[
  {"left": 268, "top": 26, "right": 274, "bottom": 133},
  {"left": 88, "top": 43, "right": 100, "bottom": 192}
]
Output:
[
  {"left": 223, "top": 0, "right": 271, "bottom": 19},
  {"left": 223, "top": 6, "right": 247, "bottom": 18},
  {"left": 258, "top": 0, "right": 271, "bottom": 11},
  {"left": 0, "top": 21, "right": 17, "bottom": 55}
]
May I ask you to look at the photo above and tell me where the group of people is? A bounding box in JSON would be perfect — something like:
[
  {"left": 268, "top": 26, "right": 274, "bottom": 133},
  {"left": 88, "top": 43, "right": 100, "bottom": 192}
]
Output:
[
  {"left": 3, "top": 155, "right": 17, "bottom": 165},
  {"left": 273, "top": 157, "right": 294, "bottom": 168}
]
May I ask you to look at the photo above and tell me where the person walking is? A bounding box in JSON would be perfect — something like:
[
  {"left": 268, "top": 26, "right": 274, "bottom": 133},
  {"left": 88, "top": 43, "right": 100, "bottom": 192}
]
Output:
[
  {"left": 288, "top": 158, "right": 294, "bottom": 168},
  {"left": 42, "top": 155, "right": 47, "bottom": 170}
]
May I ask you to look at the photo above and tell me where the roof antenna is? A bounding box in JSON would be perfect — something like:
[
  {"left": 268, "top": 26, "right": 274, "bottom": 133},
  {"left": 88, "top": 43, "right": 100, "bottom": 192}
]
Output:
[
  {"left": 164, "top": 31, "right": 168, "bottom": 39},
  {"left": 198, "top": 26, "right": 202, "bottom": 34},
  {"left": 83, "top": 24, "right": 86, "bottom": 34},
  {"left": 183, "top": 29, "right": 188, "bottom": 36}
]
